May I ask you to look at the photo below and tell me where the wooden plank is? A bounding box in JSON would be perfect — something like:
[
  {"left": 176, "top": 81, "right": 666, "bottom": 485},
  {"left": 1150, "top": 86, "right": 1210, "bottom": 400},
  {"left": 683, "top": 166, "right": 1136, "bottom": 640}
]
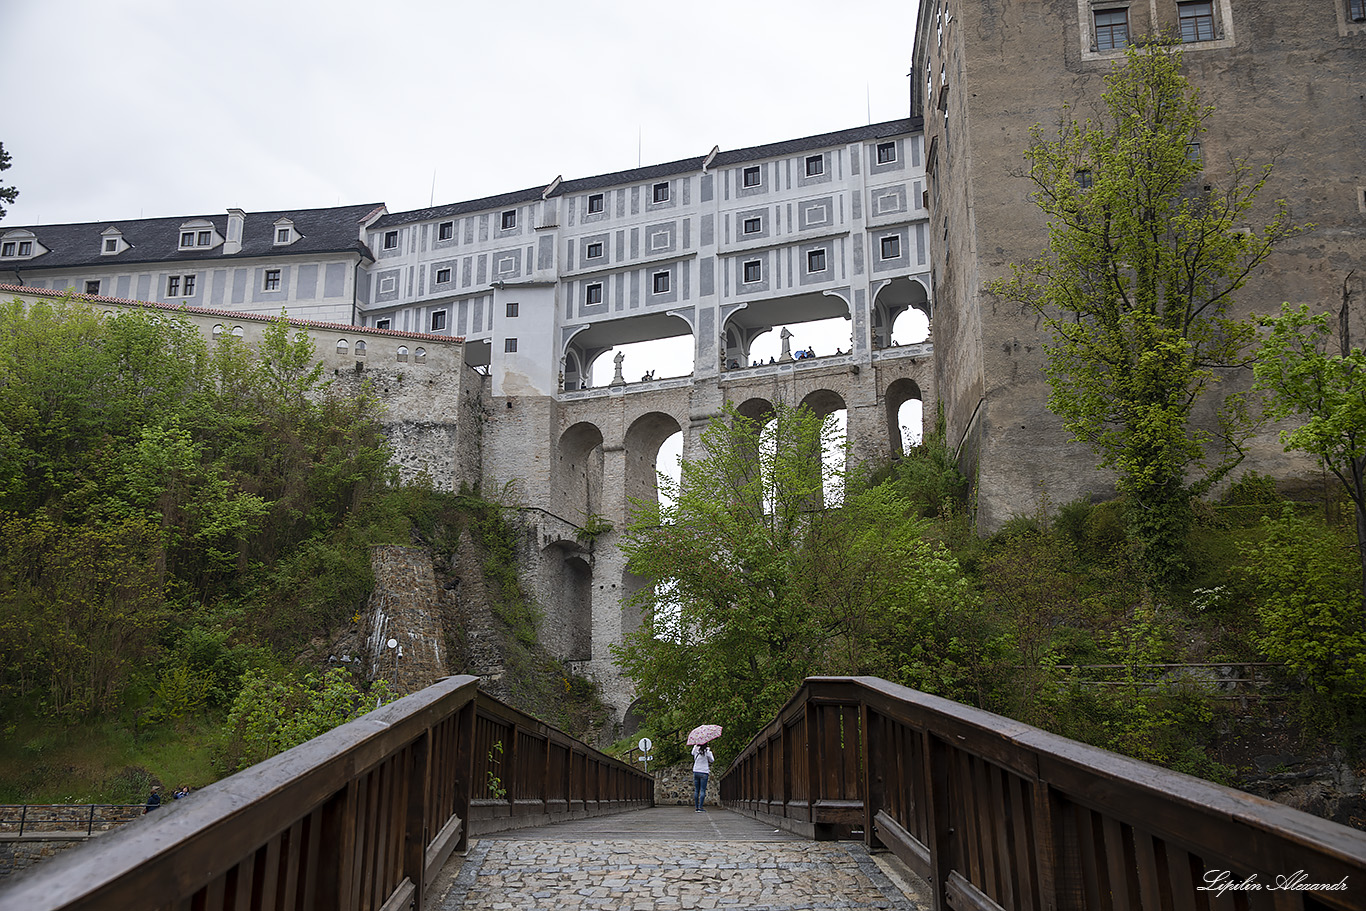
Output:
[
  {"left": 1005, "top": 773, "right": 1037, "bottom": 911},
  {"left": 1101, "top": 815, "right": 1137, "bottom": 911},
  {"left": 946, "top": 870, "right": 1008, "bottom": 911},
  {"left": 874, "top": 809, "right": 932, "bottom": 881}
]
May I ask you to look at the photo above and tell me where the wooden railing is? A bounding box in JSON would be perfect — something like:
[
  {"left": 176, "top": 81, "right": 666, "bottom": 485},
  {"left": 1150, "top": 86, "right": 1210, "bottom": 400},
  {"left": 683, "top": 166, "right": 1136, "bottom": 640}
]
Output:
[
  {"left": 720, "top": 676, "right": 1366, "bottom": 911},
  {"left": 0, "top": 675, "right": 652, "bottom": 911}
]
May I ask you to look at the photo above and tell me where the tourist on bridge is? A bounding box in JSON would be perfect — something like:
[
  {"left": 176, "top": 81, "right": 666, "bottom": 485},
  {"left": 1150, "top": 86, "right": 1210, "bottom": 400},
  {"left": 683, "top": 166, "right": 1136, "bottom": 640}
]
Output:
[{"left": 687, "top": 724, "right": 721, "bottom": 811}]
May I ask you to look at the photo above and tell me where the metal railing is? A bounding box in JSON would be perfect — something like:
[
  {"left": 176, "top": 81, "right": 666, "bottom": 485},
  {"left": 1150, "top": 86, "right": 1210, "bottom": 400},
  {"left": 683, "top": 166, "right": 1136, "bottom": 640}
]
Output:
[
  {"left": 0, "top": 805, "right": 145, "bottom": 837},
  {"left": 0, "top": 675, "right": 652, "bottom": 910},
  {"left": 720, "top": 676, "right": 1366, "bottom": 911}
]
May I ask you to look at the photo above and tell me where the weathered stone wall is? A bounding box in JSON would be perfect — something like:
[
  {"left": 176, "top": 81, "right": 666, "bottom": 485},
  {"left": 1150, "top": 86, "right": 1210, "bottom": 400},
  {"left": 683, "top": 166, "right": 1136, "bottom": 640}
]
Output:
[
  {"left": 652, "top": 763, "right": 723, "bottom": 807},
  {"left": 914, "top": 0, "right": 1365, "bottom": 530},
  {"left": 0, "top": 836, "right": 93, "bottom": 878},
  {"left": 363, "top": 546, "right": 451, "bottom": 696}
]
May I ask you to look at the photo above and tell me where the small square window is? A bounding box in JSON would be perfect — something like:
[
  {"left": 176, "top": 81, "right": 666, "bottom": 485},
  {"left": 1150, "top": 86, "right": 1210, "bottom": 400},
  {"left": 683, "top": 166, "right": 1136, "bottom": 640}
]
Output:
[
  {"left": 653, "top": 271, "right": 670, "bottom": 294},
  {"left": 1352, "top": 0, "right": 1366, "bottom": 21},
  {"left": 198, "top": 230, "right": 213, "bottom": 246},
  {"left": 742, "top": 217, "right": 762, "bottom": 235},
  {"left": 180, "top": 231, "right": 195, "bottom": 247},
  {"left": 805, "top": 155, "right": 824, "bottom": 177},
  {"left": 742, "top": 166, "right": 762, "bottom": 188},
  {"left": 743, "top": 260, "right": 762, "bottom": 284},
  {"left": 383, "top": 230, "right": 398, "bottom": 250},
  {"left": 586, "top": 283, "right": 603, "bottom": 305},
  {"left": 85, "top": 280, "right": 101, "bottom": 295},
  {"left": 17, "top": 241, "right": 30, "bottom": 256},
  {"left": 876, "top": 141, "right": 897, "bottom": 164},
  {"left": 167, "top": 275, "right": 181, "bottom": 296},
  {"left": 275, "top": 228, "right": 290, "bottom": 244},
  {"left": 506, "top": 302, "right": 519, "bottom": 317},
  {"left": 375, "top": 319, "right": 391, "bottom": 330},
  {"left": 652, "top": 182, "right": 669, "bottom": 203},
  {"left": 1187, "top": 142, "right": 1203, "bottom": 164},
  {"left": 436, "top": 268, "right": 452, "bottom": 283},
  {"left": 103, "top": 238, "right": 118, "bottom": 253},
  {"left": 1076, "top": 169, "right": 1094, "bottom": 189},
  {"left": 431, "top": 310, "right": 447, "bottom": 331},
  {"left": 1094, "top": 8, "right": 1129, "bottom": 50},
  {"left": 501, "top": 210, "right": 517, "bottom": 230},
  {"left": 587, "top": 193, "right": 605, "bottom": 214},
  {"left": 438, "top": 221, "right": 454, "bottom": 240},
  {"left": 2, "top": 242, "right": 15, "bottom": 257},
  {"left": 586, "top": 242, "right": 604, "bottom": 259},
  {"left": 264, "top": 269, "right": 281, "bottom": 291},
  {"left": 807, "top": 249, "right": 827, "bottom": 273},
  {"left": 504, "top": 338, "right": 518, "bottom": 353},
  {"left": 880, "top": 235, "right": 902, "bottom": 260},
  {"left": 1178, "top": 1, "right": 1215, "bottom": 42},
  {"left": 183, "top": 274, "right": 196, "bottom": 296}
]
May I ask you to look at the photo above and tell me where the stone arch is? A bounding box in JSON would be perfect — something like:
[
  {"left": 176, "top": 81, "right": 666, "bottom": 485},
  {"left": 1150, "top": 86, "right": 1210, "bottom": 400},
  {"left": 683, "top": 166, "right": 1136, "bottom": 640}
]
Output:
[
  {"left": 799, "top": 389, "right": 849, "bottom": 504},
  {"left": 885, "top": 377, "right": 925, "bottom": 457},
  {"left": 355, "top": 340, "right": 367, "bottom": 358},
  {"left": 873, "top": 277, "right": 930, "bottom": 348},
  {"left": 538, "top": 543, "right": 592, "bottom": 662},
  {"left": 623, "top": 411, "right": 685, "bottom": 519},
  {"left": 554, "top": 420, "right": 605, "bottom": 523},
  {"left": 397, "top": 345, "right": 409, "bottom": 362},
  {"left": 337, "top": 339, "right": 349, "bottom": 355}
]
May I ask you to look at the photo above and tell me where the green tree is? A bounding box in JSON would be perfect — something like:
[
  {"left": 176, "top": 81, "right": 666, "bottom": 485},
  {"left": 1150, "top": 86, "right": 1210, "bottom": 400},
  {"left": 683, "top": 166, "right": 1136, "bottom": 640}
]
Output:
[
  {"left": 989, "top": 43, "right": 1299, "bottom": 582},
  {"left": 612, "top": 402, "right": 974, "bottom": 757},
  {"left": 0, "top": 142, "right": 16, "bottom": 220},
  {"left": 1253, "top": 278, "right": 1366, "bottom": 611}
]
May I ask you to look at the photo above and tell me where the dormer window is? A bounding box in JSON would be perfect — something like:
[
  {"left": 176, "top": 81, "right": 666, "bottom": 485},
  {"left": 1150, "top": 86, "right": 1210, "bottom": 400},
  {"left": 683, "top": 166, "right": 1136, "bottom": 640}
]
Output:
[
  {"left": 104, "top": 238, "right": 118, "bottom": 253},
  {"left": 100, "top": 227, "right": 126, "bottom": 255},
  {"left": 273, "top": 218, "right": 299, "bottom": 246},
  {"left": 0, "top": 230, "right": 41, "bottom": 259},
  {"left": 177, "top": 220, "right": 217, "bottom": 250}
]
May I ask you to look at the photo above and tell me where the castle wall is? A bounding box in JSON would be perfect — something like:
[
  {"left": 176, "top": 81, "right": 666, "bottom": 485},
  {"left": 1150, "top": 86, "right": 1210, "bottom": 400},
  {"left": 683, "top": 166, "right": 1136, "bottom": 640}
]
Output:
[{"left": 915, "top": 0, "right": 1365, "bottom": 529}]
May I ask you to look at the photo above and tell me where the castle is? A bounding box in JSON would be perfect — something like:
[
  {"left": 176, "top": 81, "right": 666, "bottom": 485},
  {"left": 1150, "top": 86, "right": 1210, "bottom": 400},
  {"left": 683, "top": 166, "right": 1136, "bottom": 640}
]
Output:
[{"left": 3, "top": 0, "right": 1362, "bottom": 715}]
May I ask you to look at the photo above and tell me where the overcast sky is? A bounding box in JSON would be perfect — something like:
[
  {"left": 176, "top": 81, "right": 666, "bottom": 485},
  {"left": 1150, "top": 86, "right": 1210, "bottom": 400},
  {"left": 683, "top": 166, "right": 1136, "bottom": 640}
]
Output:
[{"left": 0, "top": 0, "right": 920, "bottom": 227}]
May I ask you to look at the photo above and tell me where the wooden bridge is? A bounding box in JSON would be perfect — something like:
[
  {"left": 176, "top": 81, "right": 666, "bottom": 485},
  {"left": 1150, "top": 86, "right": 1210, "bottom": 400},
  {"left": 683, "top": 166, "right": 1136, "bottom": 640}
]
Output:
[{"left": 1, "top": 675, "right": 1363, "bottom": 910}]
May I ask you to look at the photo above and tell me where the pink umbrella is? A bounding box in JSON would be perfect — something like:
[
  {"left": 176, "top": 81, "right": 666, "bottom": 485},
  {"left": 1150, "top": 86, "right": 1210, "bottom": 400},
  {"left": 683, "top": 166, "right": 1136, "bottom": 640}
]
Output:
[{"left": 687, "top": 723, "right": 722, "bottom": 746}]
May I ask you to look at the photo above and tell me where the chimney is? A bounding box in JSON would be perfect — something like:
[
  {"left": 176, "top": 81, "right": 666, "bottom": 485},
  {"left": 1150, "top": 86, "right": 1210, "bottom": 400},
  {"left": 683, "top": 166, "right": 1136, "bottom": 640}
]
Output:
[{"left": 224, "top": 209, "right": 246, "bottom": 255}]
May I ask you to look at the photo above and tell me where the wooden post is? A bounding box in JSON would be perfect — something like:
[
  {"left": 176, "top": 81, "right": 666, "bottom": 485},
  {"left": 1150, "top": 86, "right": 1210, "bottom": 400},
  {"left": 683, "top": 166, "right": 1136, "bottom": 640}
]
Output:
[
  {"left": 922, "top": 733, "right": 953, "bottom": 911},
  {"left": 862, "top": 701, "right": 882, "bottom": 851},
  {"left": 453, "top": 701, "right": 476, "bottom": 854},
  {"left": 406, "top": 733, "right": 429, "bottom": 911}
]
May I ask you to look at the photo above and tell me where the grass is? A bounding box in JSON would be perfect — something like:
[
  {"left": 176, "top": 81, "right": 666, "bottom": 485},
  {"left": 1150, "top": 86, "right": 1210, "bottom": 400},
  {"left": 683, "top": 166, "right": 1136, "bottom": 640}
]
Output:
[{"left": 0, "top": 715, "right": 224, "bottom": 805}]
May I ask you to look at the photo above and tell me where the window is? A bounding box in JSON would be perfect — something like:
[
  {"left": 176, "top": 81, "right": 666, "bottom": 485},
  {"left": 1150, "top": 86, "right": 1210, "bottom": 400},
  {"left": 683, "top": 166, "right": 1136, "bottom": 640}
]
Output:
[
  {"left": 742, "top": 260, "right": 762, "bottom": 283},
  {"left": 1094, "top": 8, "right": 1129, "bottom": 49},
  {"left": 167, "top": 276, "right": 181, "bottom": 296},
  {"left": 504, "top": 338, "right": 518, "bottom": 353},
  {"left": 742, "top": 166, "right": 762, "bottom": 188},
  {"left": 275, "top": 228, "right": 290, "bottom": 244},
  {"left": 104, "top": 238, "right": 118, "bottom": 253},
  {"left": 212, "top": 324, "right": 223, "bottom": 340},
  {"left": 880, "top": 235, "right": 902, "bottom": 260},
  {"left": 876, "top": 141, "right": 897, "bottom": 164},
  {"left": 436, "top": 268, "right": 451, "bottom": 283},
  {"left": 1187, "top": 142, "right": 1203, "bottom": 164},
  {"left": 501, "top": 210, "right": 517, "bottom": 230},
  {"left": 1076, "top": 169, "right": 1094, "bottom": 189},
  {"left": 652, "top": 182, "right": 669, "bottom": 203},
  {"left": 807, "top": 249, "right": 827, "bottom": 273},
  {"left": 264, "top": 269, "right": 281, "bottom": 291},
  {"left": 506, "top": 302, "right": 519, "bottom": 317},
  {"left": 653, "top": 271, "right": 670, "bottom": 294},
  {"left": 1353, "top": 0, "right": 1366, "bottom": 21},
  {"left": 183, "top": 275, "right": 196, "bottom": 296},
  {"left": 375, "top": 319, "right": 391, "bottom": 330},
  {"left": 18, "top": 241, "right": 30, "bottom": 256},
  {"left": 194, "top": 230, "right": 211, "bottom": 246},
  {"left": 431, "top": 310, "right": 447, "bottom": 331},
  {"left": 355, "top": 341, "right": 366, "bottom": 357},
  {"left": 742, "top": 217, "right": 762, "bottom": 235},
  {"left": 586, "top": 242, "right": 604, "bottom": 259},
  {"left": 383, "top": 230, "right": 398, "bottom": 250},
  {"left": 397, "top": 346, "right": 408, "bottom": 362},
  {"left": 587, "top": 193, "right": 605, "bottom": 214},
  {"left": 337, "top": 340, "right": 349, "bottom": 355},
  {"left": 805, "top": 155, "right": 824, "bottom": 177},
  {"left": 438, "top": 221, "right": 454, "bottom": 240},
  {"left": 85, "top": 280, "right": 101, "bottom": 295},
  {"left": 586, "top": 283, "right": 603, "bottom": 304},
  {"left": 415, "top": 348, "right": 426, "bottom": 363},
  {"left": 1, "top": 243, "right": 14, "bottom": 257},
  {"left": 180, "top": 231, "right": 195, "bottom": 247},
  {"left": 1178, "top": 1, "right": 1215, "bottom": 42}
]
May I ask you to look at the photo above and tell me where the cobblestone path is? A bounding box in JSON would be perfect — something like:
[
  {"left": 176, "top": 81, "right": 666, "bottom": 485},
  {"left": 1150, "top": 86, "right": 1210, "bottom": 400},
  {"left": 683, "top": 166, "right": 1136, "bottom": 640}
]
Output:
[{"left": 434, "top": 808, "right": 925, "bottom": 911}]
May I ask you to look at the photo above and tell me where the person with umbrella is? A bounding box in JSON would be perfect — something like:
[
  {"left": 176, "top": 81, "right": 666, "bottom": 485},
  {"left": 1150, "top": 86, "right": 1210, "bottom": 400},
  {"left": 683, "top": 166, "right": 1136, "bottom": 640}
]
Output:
[{"left": 687, "top": 724, "right": 720, "bottom": 812}]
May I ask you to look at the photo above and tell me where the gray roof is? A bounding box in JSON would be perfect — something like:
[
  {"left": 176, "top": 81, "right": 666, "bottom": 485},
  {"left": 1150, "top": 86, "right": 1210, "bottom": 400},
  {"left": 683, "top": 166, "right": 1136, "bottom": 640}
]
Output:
[
  {"left": 378, "top": 118, "right": 920, "bottom": 228},
  {"left": 5, "top": 203, "right": 385, "bottom": 272}
]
